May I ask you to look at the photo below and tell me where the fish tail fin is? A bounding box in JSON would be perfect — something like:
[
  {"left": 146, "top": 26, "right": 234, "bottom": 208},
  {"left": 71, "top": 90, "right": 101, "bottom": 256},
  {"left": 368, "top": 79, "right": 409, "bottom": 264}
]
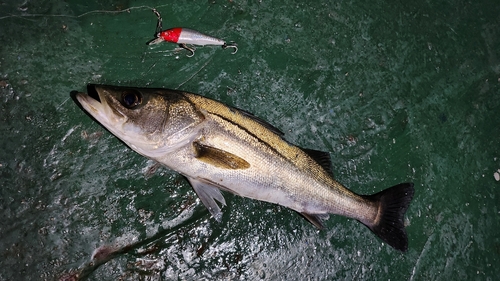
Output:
[{"left": 362, "top": 183, "right": 415, "bottom": 252}]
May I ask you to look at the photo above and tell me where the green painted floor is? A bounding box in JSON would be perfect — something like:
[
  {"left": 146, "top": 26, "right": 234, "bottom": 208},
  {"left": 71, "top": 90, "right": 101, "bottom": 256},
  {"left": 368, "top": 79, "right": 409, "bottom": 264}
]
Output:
[{"left": 1, "top": 0, "right": 499, "bottom": 280}]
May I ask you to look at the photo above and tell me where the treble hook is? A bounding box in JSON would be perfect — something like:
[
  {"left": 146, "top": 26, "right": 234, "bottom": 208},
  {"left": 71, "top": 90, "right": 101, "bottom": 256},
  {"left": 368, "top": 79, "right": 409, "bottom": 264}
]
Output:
[
  {"left": 179, "top": 43, "right": 195, "bottom": 57},
  {"left": 222, "top": 43, "right": 238, "bottom": 54}
]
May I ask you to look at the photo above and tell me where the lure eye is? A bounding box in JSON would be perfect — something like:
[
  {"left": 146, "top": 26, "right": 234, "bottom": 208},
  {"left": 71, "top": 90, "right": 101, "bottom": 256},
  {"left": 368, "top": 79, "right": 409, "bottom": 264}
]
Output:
[{"left": 121, "top": 90, "right": 142, "bottom": 109}]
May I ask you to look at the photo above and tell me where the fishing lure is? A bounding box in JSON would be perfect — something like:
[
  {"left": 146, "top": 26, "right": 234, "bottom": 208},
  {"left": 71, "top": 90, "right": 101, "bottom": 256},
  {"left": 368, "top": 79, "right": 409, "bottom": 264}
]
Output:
[{"left": 147, "top": 9, "right": 238, "bottom": 57}]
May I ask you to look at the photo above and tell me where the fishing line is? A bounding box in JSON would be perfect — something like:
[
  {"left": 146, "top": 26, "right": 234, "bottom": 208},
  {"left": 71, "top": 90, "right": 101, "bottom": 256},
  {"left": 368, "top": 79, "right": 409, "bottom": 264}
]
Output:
[
  {"left": 176, "top": 57, "right": 214, "bottom": 89},
  {"left": 0, "top": 5, "right": 171, "bottom": 20}
]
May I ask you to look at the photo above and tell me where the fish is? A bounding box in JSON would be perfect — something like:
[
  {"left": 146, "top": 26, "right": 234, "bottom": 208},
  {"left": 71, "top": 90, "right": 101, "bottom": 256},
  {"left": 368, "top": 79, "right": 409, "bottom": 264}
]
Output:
[{"left": 74, "top": 84, "right": 415, "bottom": 252}]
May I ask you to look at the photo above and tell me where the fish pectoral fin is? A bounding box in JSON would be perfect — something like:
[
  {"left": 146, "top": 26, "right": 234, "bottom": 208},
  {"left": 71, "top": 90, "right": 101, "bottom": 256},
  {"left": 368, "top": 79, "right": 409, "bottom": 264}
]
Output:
[
  {"left": 300, "top": 212, "right": 329, "bottom": 229},
  {"left": 187, "top": 177, "right": 227, "bottom": 222},
  {"left": 193, "top": 141, "right": 250, "bottom": 170}
]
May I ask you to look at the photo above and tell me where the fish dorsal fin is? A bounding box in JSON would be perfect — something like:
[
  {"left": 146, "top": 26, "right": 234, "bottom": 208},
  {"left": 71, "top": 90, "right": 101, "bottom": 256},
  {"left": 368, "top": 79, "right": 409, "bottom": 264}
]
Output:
[
  {"left": 300, "top": 212, "right": 329, "bottom": 229},
  {"left": 187, "top": 177, "right": 226, "bottom": 221},
  {"left": 193, "top": 141, "right": 250, "bottom": 170},
  {"left": 233, "top": 107, "right": 285, "bottom": 136},
  {"left": 302, "top": 148, "right": 334, "bottom": 177}
]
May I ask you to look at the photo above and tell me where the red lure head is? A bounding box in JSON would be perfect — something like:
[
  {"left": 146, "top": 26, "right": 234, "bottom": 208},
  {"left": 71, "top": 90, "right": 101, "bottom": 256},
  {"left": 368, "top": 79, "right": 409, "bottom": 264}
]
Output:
[{"left": 159, "top": 28, "right": 182, "bottom": 43}]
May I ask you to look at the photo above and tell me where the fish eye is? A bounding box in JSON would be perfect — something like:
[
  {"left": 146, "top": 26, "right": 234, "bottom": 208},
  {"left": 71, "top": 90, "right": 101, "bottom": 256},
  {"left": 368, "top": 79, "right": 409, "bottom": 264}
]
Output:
[{"left": 121, "top": 90, "right": 142, "bottom": 109}]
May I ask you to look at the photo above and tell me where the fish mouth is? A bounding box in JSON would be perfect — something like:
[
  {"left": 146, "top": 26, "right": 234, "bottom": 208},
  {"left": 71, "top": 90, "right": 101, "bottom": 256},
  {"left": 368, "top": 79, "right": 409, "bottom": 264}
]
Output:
[
  {"left": 86, "top": 84, "right": 101, "bottom": 103},
  {"left": 75, "top": 85, "right": 105, "bottom": 117},
  {"left": 76, "top": 93, "right": 96, "bottom": 114},
  {"left": 75, "top": 84, "right": 126, "bottom": 127}
]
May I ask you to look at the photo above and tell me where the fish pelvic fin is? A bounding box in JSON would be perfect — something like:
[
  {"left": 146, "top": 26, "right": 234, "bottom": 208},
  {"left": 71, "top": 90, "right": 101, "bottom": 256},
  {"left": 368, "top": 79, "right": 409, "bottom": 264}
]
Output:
[
  {"left": 187, "top": 177, "right": 227, "bottom": 222},
  {"left": 363, "top": 183, "right": 415, "bottom": 252}
]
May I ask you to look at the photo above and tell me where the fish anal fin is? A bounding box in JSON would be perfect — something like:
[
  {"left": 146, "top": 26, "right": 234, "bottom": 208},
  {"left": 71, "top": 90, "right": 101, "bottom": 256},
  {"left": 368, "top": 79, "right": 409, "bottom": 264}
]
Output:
[
  {"left": 193, "top": 141, "right": 250, "bottom": 170},
  {"left": 300, "top": 212, "right": 329, "bottom": 229},
  {"left": 302, "top": 148, "right": 334, "bottom": 177},
  {"left": 187, "top": 177, "right": 227, "bottom": 222},
  {"left": 362, "top": 182, "right": 415, "bottom": 252}
]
